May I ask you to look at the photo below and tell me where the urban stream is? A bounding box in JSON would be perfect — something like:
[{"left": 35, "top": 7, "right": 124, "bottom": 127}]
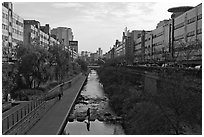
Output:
[{"left": 63, "top": 70, "right": 125, "bottom": 135}]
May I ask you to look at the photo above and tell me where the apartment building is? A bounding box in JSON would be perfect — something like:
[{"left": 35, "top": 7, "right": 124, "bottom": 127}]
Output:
[
  {"left": 151, "top": 20, "right": 171, "bottom": 61},
  {"left": 170, "top": 4, "right": 202, "bottom": 61},
  {"left": 23, "top": 20, "right": 40, "bottom": 46},
  {"left": 134, "top": 30, "right": 145, "bottom": 63},
  {"left": 2, "top": 2, "right": 24, "bottom": 62},
  {"left": 114, "top": 40, "right": 125, "bottom": 57}
]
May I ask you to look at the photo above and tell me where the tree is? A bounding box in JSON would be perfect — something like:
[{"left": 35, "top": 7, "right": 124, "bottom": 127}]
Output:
[
  {"left": 174, "top": 39, "right": 202, "bottom": 62},
  {"left": 15, "top": 43, "right": 50, "bottom": 88},
  {"left": 48, "top": 44, "right": 70, "bottom": 81},
  {"left": 75, "top": 58, "right": 88, "bottom": 72}
]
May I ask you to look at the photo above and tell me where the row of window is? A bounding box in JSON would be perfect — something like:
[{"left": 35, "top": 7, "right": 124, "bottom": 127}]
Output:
[
  {"left": 174, "top": 28, "right": 202, "bottom": 41},
  {"left": 187, "top": 17, "right": 196, "bottom": 24},
  {"left": 197, "top": 14, "right": 202, "bottom": 20},
  {"left": 187, "top": 31, "right": 195, "bottom": 37},
  {"left": 153, "top": 31, "right": 164, "bottom": 38},
  {"left": 174, "top": 34, "right": 184, "bottom": 41},
  {"left": 197, "top": 28, "right": 202, "bottom": 34},
  {"left": 175, "top": 14, "right": 202, "bottom": 30},
  {"left": 12, "top": 38, "right": 22, "bottom": 44},
  {"left": 31, "top": 29, "right": 39, "bottom": 36},
  {"left": 2, "top": 24, "right": 8, "bottom": 30},
  {"left": 2, "top": 12, "right": 8, "bottom": 19},
  {"left": 13, "top": 28, "right": 23, "bottom": 36},
  {"left": 13, "top": 18, "right": 23, "bottom": 27},
  {"left": 40, "top": 34, "right": 49, "bottom": 40},
  {"left": 174, "top": 22, "right": 184, "bottom": 30},
  {"left": 40, "top": 41, "right": 48, "bottom": 45},
  {"left": 2, "top": 35, "right": 8, "bottom": 41},
  {"left": 153, "top": 41, "right": 163, "bottom": 47}
]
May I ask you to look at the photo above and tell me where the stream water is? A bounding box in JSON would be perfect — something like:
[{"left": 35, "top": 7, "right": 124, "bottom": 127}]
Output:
[{"left": 63, "top": 70, "right": 125, "bottom": 135}]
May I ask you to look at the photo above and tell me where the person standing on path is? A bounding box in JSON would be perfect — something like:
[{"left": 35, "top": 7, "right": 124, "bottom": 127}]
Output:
[
  {"left": 86, "top": 108, "right": 91, "bottom": 120},
  {"left": 58, "top": 93, "right": 62, "bottom": 100},
  {"left": 60, "top": 82, "right": 64, "bottom": 96}
]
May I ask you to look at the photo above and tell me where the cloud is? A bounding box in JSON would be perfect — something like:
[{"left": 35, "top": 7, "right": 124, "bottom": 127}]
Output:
[{"left": 52, "top": 3, "right": 84, "bottom": 8}]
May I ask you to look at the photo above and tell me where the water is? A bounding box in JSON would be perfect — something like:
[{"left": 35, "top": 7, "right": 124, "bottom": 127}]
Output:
[{"left": 63, "top": 70, "right": 125, "bottom": 135}]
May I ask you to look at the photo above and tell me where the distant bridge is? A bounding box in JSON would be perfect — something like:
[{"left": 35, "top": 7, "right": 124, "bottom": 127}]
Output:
[{"left": 88, "top": 65, "right": 100, "bottom": 69}]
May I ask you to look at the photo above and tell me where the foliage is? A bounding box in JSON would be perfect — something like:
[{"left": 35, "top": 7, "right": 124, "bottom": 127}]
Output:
[
  {"left": 15, "top": 44, "right": 50, "bottom": 88},
  {"left": 174, "top": 39, "right": 202, "bottom": 61},
  {"left": 75, "top": 58, "right": 88, "bottom": 72},
  {"left": 48, "top": 44, "right": 70, "bottom": 81},
  {"left": 2, "top": 63, "right": 18, "bottom": 100},
  {"left": 97, "top": 63, "right": 201, "bottom": 135}
]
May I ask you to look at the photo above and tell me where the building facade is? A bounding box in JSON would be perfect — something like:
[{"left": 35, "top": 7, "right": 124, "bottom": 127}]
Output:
[
  {"left": 104, "top": 3, "right": 202, "bottom": 65},
  {"left": 51, "top": 27, "right": 73, "bottom": 47},
  {"left": 2, "top": 2, "right": 24, "bottom": 62},
  {"left": 170, "top": 4, "right": 202, "bottom": 62}
]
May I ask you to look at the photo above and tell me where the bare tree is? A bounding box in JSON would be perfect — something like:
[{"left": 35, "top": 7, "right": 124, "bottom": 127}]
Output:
[{"left": 174, "top": 39, "right": 202, "bottom": 62}]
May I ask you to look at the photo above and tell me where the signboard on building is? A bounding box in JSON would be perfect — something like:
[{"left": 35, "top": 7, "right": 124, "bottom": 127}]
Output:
[{"left": 69, "top": 41, "right": 78, "bottom": 53}]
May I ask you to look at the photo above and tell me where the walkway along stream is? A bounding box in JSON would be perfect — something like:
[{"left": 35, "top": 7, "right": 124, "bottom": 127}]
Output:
[{"left": 63, "top": 70, "right": 125, "bottom": 135}]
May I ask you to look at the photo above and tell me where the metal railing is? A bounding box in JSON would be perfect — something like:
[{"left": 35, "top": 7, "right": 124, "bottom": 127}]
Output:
[{"left": 2, "top": 74, "right": 79, "bottom": 135}]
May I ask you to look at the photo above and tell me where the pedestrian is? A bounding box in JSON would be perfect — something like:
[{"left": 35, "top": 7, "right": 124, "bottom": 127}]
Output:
[
  {"left": 60, "top": 82, "right": 64, "bottom": 96},
  {"left": 86, "top": 108, "right": 90, "bottom": 120},
  {"left": 84, "top": 120, "right": 90, "bottom": 131},
  {"left": 58, "top": 93, "right": 62, "bottom": 100}
]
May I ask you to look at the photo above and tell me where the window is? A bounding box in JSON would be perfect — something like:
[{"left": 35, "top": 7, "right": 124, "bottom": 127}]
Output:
[
  {"left": 2, "top": 24, "right": 8, "bottom": 30},
  {"left": 187, "top": 17, "right": 196, "bottom": 24},
  {"left": 174, "top": 34, "right": 184, "bottom": 41},
  {"left": 197, "top": 14, "right": 202, "bottom": 20},
  {"left": 187, "top": 31, "right": 195, "bottom": 37},
  {"left": 174, "top": 22, "right": 184, "bottom": 30},
  {"left": 197, "top": 28, "right": 202, "bottom": 34}
]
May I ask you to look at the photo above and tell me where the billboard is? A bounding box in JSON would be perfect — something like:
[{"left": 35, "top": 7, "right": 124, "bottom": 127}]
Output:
[{"left": 69, "top": 41, "right": 78, "bottom": 53}]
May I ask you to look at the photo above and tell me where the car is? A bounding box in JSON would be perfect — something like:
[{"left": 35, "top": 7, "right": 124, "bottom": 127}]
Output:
[{"left": 195, "top": 65, "right": 202, "bottom": 69}]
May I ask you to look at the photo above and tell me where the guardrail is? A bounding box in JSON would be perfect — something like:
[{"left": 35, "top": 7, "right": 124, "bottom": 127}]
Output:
[{"left": 2, "top": 74, "right": 78, "bottom": 135}]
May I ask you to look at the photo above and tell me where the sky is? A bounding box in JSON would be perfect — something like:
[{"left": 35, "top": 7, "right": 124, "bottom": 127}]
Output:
[{"left": 12, "top": 0, "right": 201, "bottom": 53}]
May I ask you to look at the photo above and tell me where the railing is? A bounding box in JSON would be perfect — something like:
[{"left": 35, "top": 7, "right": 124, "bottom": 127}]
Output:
[
  {"left": 2, "top": 99, "right": 44, "bottom": 134},
  {"left": 2, "top": 74, "right": 79, "bottom": 135}
]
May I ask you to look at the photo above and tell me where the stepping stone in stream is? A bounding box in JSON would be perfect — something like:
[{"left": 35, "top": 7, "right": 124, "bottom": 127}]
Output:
[
  {"left": 77, "top": 117, "right": 86, "bottom": 122},
  {"left": 89, "top": 117, "right": 96, "bottom": 121},
  {"left": 97, "top": 116, "right": 105, "bottom": 121},
  {"left": 68, "top": 116, "right": 75, "bottom": 122},
  {"left": 104, "top": 112, "right": 112, "bottom": 117}
]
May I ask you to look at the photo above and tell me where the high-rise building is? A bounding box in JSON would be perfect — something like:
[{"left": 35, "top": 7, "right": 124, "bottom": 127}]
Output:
[
  {"left": 98, "top": 48, "right": 103, "bottom": 57},
  {"left": 51, "top": 27, "right": 73, "bottom": 47},
  {"left": 2, "top": 2, "right": 24, "bottom": 62}
]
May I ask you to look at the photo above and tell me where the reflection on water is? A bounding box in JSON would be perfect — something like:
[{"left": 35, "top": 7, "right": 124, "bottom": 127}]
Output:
[
  {"left": 65, "top": 120, "right": 124, "bottom": 135},
  {"left": 81, "top": 70, "right": 104, "bottom": 98},
  {"left": 63, "top": 70, "right": 125, "bottom": 135}
]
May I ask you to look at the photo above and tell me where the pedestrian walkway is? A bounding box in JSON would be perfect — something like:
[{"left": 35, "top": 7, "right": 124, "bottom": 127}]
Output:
[{"left": 26, "top": 74, "right": 86, "bottom": 135}]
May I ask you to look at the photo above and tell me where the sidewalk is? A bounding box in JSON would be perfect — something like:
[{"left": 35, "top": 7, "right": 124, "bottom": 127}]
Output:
[{"left": 26, "top": 74, "right": 86, "bottom": 135}]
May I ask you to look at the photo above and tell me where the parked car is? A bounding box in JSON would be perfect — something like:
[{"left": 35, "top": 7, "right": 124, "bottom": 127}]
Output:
[{"left": 195, "top": 65, "right": 202, "bottom": 69}]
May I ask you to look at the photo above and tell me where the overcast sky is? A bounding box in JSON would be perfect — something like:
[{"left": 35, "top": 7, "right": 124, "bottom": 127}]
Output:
[{"left": 13, "top": 1, "right": 201, "bottom": 53}]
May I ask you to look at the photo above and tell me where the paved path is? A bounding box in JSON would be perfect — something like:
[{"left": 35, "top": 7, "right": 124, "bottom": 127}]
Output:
[{"left": 26, "top": 75, "right": 86, "bottom": 135}]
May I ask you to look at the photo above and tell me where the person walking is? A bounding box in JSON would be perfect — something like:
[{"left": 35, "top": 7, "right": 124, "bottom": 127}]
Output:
[
  {"left": 58, "top": 93, "right": 62, "bottom": 100},
  {"left": 60, "top": 82, "right": 64, "bottom": 96}
]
